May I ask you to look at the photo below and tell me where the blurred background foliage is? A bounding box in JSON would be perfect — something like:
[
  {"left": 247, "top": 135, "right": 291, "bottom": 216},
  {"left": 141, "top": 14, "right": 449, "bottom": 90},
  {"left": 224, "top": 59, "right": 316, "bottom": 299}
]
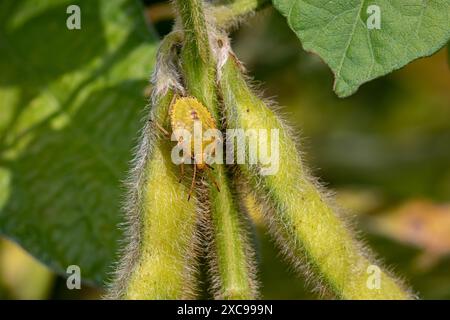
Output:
[{"left": 1, "top": 0, "right": 449, "bottom": 299}]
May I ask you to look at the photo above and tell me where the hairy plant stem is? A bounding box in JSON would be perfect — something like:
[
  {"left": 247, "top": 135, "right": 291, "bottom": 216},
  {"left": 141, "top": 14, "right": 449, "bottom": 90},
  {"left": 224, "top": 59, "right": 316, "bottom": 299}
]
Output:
[
  {"left": 175, "top": 0, "right": 258, "bottom": 299},
  {"left": 208, "top": 0, "right": 270, "bottom": 29},
  {"left": 219, "top": 53, "right": 414, "bottom": 300}
]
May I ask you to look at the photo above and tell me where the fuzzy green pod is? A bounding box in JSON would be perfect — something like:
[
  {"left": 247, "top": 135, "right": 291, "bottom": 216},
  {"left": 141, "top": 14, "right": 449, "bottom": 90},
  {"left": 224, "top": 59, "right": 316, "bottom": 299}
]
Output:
[
  {"left": 105, "top": 30, "right": 201, "bottom": 299},
  {"left": 106, "top": 90, "right": 201, "bottom": 299},
  {"left": 176, "top": 0, "right": 258, "bottom": 299},
  {"left": 219, "top": 53, "right": 414, "bottom": 300},
  {"left": 201, "top": 167, "right": 259, "bottom": 299}
]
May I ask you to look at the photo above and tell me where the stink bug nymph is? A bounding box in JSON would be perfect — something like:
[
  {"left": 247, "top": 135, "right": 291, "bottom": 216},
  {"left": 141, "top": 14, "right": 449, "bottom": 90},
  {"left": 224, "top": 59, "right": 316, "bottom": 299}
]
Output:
[{"left": 155, "top": 96, "right": 221, "bottom": 200}]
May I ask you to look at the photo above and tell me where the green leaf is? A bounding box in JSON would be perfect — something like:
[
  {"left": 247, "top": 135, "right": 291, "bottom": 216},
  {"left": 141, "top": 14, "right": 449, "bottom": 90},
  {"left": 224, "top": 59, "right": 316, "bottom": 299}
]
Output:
[
  {"left": 448, "top": 42, "right": 450, "bottom": 66},
  {"left": 273, "top": 0, "right": 450, "bottom": 97},
  {"left": 0, "top": 0, "right": 158, "bottom": 285}
]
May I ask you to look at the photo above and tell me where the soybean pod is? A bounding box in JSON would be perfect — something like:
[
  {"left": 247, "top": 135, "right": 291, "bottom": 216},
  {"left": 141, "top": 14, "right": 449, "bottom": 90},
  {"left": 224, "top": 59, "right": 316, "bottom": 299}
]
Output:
[{"left": 218, "top": 52, "right": 414, "bottom": 300}]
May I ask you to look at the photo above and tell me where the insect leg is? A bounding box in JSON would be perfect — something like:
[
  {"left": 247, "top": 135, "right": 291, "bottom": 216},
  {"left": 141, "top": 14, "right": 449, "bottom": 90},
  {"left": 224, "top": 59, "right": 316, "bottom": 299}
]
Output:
[
  {"left": 154, "top": 121, "right": 170, "bottom": 138},
  {"left": 179, "top": 162, "right": 185, "bottom": 183},
  {"left": 206, "top": 167, "right": 220, "bottom": 193},
  {"left": 187, "top": 164, "right": 197, "bottom": 201},
  {"left": 150, "top": 93, "right": 177, "bottom": 139}
]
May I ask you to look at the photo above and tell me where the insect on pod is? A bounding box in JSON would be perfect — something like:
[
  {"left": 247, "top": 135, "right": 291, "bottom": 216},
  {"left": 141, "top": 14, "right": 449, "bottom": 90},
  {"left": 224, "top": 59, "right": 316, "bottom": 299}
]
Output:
[{"left": 156, "top": 96, "right": 221, "bottom": 200}]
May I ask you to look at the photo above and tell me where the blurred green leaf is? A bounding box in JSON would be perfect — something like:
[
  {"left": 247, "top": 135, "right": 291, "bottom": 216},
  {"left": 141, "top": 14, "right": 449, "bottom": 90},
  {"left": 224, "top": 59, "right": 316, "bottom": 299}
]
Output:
[
  {"left": 448, "top": 42, "right": 450, "bottom": 66},
  {"left": 272, "top": 0, "right": 450, "bottom": 97},
  {"left": 0, "top": 0, "right": 158, "bottom": 285}
]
